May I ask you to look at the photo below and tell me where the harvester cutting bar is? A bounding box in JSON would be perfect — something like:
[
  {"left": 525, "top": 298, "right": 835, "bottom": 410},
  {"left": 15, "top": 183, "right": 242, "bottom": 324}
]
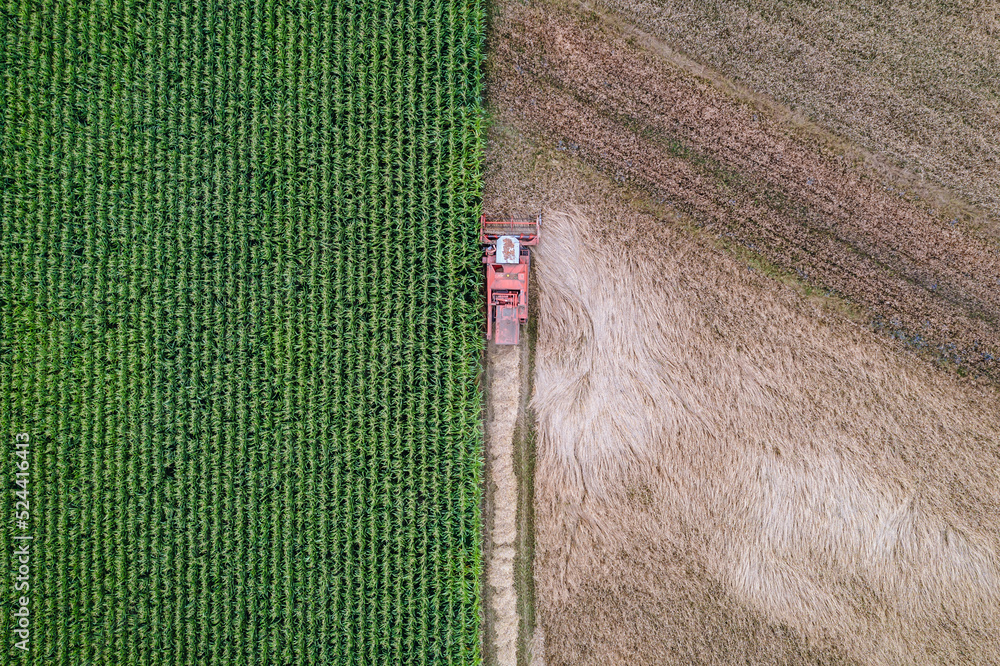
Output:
[
  {"left": 480, "top": 215, "right": 540, "bottom": 245},
  {"left": 481, "top": 213, "right": 540, "bottom": 345}
]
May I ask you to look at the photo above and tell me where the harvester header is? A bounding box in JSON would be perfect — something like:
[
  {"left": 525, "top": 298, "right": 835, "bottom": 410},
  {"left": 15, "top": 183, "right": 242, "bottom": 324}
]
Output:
[{"left": 481, "top": 214, "right": 540, "bottom": 345}]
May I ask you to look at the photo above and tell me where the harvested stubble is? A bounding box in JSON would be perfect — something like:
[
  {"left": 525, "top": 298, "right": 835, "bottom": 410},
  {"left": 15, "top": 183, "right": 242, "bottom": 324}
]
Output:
[
  {"left": 491, "top": 1, "right": 1000, "bottom": 381},
  {"left": 532, "top": 208, "right": 1000, "bottom": 665},
  {"left": 0, "top": 0, "right": 484, "bottom": 663},
  {"left": 599, "top": 0, "right": 1000, "bottom": 219}
]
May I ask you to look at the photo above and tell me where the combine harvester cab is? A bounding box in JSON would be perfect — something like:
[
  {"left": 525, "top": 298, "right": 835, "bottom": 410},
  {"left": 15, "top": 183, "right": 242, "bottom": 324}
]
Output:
[{"left": 481, "top": 214, "right": 540, "bottom": 345}]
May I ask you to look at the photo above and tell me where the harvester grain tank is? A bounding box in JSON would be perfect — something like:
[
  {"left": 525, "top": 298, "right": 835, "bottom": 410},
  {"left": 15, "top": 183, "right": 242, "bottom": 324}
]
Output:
[{"left": 481, "top": 214, "right": 540, "bottom": 345}]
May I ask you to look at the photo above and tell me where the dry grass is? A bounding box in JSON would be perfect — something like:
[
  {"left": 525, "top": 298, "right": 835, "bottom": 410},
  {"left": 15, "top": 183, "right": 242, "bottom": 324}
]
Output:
[
  {"left": 530, "top": 203, "right": 1000, "bottom": 664},
  {"left": 597, "top": 0, "right": 1000, "bottom": 218}
]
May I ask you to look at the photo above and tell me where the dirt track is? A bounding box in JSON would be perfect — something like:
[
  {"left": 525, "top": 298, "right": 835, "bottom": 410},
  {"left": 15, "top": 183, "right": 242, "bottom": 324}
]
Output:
[
  {"left": 489, "top": 1, "right": 1000, "bottom": 381},
  {"left": 483, "top": 345, "right": 521, "bottom": 666},
  {"left": 483, "top": 338, "right": 538, "bottom": 666}
]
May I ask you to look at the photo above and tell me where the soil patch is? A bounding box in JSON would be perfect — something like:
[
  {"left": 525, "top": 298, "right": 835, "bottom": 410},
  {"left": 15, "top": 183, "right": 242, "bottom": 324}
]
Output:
[{"left": 484, "top": 4, "right": 1000, "bottom": 661}]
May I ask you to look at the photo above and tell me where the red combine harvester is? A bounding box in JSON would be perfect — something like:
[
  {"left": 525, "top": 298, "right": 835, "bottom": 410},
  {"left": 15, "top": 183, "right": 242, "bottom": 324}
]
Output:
[{"left": 481, "top": 213, "right": 540, "bottom": 345}]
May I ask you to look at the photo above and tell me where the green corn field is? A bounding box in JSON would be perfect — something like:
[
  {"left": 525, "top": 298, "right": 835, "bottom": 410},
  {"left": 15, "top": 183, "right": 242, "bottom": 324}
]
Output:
[{"left": 1, "top": 0, "right": 484, "bottom": 663}]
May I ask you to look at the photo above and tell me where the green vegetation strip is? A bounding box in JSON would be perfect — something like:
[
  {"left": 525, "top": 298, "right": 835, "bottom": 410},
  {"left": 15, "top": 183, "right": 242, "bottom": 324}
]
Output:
[{"left": 1, "top": 0, "right": 484, "bottom": 662}]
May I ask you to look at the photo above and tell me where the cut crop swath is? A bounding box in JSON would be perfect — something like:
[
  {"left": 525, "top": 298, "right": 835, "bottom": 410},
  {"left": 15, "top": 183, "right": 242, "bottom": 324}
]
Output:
[{"left": 0, "top": 0, "right": 485, "bottom": 663}]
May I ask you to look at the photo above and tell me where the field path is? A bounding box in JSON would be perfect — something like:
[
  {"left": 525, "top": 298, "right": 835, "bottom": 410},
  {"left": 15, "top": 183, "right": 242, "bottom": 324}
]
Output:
[{"left": 483, "top": 343, "right": 535, "bottom": 665}]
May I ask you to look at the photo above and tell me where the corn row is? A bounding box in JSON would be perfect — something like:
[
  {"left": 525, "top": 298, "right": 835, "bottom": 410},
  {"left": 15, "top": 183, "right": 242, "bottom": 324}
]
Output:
[{"left": 0, "top": 0, "right": 485, "bottom": 662}]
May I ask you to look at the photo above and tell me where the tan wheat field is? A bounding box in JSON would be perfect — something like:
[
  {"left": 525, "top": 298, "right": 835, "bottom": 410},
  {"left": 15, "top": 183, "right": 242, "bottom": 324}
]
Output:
[{"left": 532, "top": 207, "right": 1000, "bottom": 664}]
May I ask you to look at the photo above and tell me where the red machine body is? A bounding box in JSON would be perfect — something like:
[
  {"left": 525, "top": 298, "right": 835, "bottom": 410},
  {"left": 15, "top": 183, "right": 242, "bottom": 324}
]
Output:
[{"left": 481, "top": 214, "right": 540, "bottom": 345}]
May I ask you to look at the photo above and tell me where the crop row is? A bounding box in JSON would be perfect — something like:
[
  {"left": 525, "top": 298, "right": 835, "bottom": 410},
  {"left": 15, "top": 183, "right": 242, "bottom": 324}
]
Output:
[{"left": 0, "top": 0, "right": 484, "bottom": 663}]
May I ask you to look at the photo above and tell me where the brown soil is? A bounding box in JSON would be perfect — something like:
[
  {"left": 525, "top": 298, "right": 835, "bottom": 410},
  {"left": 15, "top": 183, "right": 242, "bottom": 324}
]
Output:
[{"left": 488, "top": 0, "right": 1000, "bottom": 381}]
